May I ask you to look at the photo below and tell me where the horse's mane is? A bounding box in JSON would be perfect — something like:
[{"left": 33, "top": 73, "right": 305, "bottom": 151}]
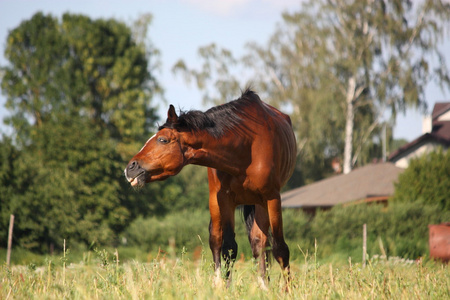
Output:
[{"left": 159, "top": 89, "right": 259, "bottom": 138}]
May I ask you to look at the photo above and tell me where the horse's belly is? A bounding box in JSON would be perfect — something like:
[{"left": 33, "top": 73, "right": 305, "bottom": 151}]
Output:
[{"left": 229, "top": 174, "right": 277, "bottom": 205}]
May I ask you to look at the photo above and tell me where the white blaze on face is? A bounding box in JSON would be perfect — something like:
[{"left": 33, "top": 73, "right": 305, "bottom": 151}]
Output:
[
  {"left": 124, "top": 134, "right": 157, "bottom": 181},
  {"left": 139, "top": 134, "right": 156, "bottom": 152}
]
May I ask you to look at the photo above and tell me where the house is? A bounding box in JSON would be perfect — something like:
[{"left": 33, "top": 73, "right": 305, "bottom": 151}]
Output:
[
  {"left": 389, "top": 102, "right": 450, "bottom": 168},
  {"left": 281, "top": 102, "right": 448, "bottom": 212},
  {"left": 281, "top": 162, "right": 404, "bottom": 213}
]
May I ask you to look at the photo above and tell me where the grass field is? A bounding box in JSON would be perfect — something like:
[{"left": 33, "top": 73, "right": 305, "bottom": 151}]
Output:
[{"left": 1, "top": 247, "right": 449, "bottom": 299}]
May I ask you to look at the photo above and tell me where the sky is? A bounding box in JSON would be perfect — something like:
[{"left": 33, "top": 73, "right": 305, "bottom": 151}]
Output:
[{"left": 0, "top": 0, "right": 449, "bottom": 142}]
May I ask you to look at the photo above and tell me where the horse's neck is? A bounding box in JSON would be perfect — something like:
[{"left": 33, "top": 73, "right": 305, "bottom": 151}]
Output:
[{"left": 182, "top": 131, "right": 248, "bottom": 175}]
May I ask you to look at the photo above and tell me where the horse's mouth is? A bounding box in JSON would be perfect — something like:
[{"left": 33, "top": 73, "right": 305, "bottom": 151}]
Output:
[
  {"left": 129, "top": 177, "right": 138, "bottom": 186},
  {"left": 125, "top": 167, "right": 167, "bottom": 186},
  {"left": 127, "top": 171, "right": 146, "bottom": 188}
]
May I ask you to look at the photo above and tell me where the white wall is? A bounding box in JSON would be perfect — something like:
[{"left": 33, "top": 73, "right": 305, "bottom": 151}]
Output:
[{"left": 394, "top": 141, "right": 445, "bottom": 168}]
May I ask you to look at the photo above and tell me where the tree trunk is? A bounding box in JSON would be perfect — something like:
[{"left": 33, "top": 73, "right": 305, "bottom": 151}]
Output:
[{"left": 343, "top": 77, "right": 355, "bottom": 174}]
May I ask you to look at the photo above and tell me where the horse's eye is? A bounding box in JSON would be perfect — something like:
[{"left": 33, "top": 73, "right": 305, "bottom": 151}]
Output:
[{"left": 157, "top": 137, "right": 169, "bottom": 144}]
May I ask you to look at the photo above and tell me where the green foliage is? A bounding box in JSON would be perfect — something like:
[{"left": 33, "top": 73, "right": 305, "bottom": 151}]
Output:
[
  {"left": 149, "top": 165, "right": 210, "bottom": 212},
  {"left": 0, "top": 137, "right": 18, "bottom": 243},
  {"left": 302, "top": 201, "right": 448, "bottom": 261},
  {"left": 0, "top": 12, "right": 164, "bottom": 252},
  {"left": 2, "top": 200, "right": 446, "bottom": 267},
  {"left": 172, "top": 43, "right": 241, "bottom": 106},
  {"left": 392, "top": 149, "right": 450, "bottom": 211},
  {"left": 120, "top": 200, "right": 447, "bottom": 263},
  {"left": 0, "top": 116, "right": 128, "bottom": 251},
  {"left": 1, "top": 12, "right": 160, "bottom": 154},
  {"left": 118, "top": 164, "right": 210, "bottom": 221},
  {"left": 124, "top": 210, "right": 211, "bottom": 253},
  {"left": 122, "top": 207, "right": 254, "bottom": 259}
]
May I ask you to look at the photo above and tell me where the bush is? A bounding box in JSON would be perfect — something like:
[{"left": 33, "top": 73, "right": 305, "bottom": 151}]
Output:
[
  {"left": 120, "top": 198, "right": 448, "bottom": 264},
  {"left": 392, "top": 148, "right": 450, "bottom": 210},
  {"left": 292, "top": 201, "right": 449, "bottom": 261},
  {"left": 123, "top": 210, "right": 211, "bottom": 254},
  {"left": 123, "top": 208, "right": 257, "bottom": 259}
]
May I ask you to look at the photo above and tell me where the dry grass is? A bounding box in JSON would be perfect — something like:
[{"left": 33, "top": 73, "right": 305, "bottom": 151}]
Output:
[{"left": 1, "top": 248, "right": 449, "bottom": 299}]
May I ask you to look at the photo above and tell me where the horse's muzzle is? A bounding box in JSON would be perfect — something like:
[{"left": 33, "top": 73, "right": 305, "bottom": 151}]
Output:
[{"left": 125, "top": 160, "right": 146, "bottom": 187}]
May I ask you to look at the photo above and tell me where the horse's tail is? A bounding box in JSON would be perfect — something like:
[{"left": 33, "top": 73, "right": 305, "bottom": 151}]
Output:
[{"left": 243, "top": 205, "right": 255, "bottom": 235}]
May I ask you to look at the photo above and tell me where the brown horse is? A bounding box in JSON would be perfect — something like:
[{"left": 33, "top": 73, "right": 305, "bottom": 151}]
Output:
[{"left": 125, "top": 89, "right": 297, "bottom": 286}]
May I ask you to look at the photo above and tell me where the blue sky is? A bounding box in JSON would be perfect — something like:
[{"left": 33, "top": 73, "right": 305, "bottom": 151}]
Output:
[{"left": 0, "top": 0, "right": 449, "bottom": 141}]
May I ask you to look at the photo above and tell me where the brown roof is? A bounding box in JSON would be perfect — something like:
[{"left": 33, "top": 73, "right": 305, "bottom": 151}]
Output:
[
  {"left": 281, "top": 163, "right": 404, "bottom": 208},
  {"left": 389, "top": 102, "right": 450, "bottom": 161},
  {"left": 432, "top": 102, "right": 450, "bottom": 120},
  {"left": 388, "top": 132, "right": 450, "bottom": 161},
  {"left": 431, "top": 102, "right": 450, "bottom": 140}
]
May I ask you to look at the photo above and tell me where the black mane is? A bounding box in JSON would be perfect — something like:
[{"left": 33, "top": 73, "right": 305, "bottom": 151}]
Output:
[{"left": 159, "top": 89, "right": 259, "bottom": 138}]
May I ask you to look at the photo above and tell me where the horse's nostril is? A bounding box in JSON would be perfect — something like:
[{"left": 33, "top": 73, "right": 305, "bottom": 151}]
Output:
[
  {"left": 129, "top": 161, "right": 138, "bottom": 170},
  {"left": 126, "top": 161, "right": 142, "bottom": 176}
]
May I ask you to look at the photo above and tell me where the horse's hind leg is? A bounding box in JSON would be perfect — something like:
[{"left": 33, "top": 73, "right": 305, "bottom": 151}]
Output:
[{"left": 246, "top": 204, "right": 270, "bottom": 288}]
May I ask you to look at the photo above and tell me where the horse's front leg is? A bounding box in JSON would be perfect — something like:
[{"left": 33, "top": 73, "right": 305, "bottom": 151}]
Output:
[
  {"left": 208, "top": 170, "right": 223, "bottom": 286},
  {"left": 267, "top": 196, "right": 291, "bottom": 286},
  {"left": 209, "top": 209, "right": 238, "bottom": 284},
  {"left": 208, "top": 169, "right": 237, "bottom": 287},
  {"left": 208, "top": 218, "right": 222, "bottom": 285}
]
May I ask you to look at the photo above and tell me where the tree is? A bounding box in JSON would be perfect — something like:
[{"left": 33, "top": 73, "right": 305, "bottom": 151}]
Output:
[
  {"left": 301, "top": 0, "right": 450, "bottom": 174},
  {"left": 0, "top": 136, "right": 17, "bottom": 243},
  {"left": 246, "top": 0, "right": 450, "bottom": 175},
  {"left": 174, "top": 0, "right": 450, "bottom": 183},
  {"left": 173, "top": 43, "right": 241, "bottom": 105},
  {"left": 4, "top": 116, "right": 127, "bottom": 251},
  {"left": 1, "top": 12, "right": 161, "bottom": 158},
  {"left": 0, "top": 12, "right": 163, "bottom": 251}
]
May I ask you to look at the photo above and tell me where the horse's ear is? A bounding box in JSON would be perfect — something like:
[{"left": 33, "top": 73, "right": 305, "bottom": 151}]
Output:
[{"left": 167, "top": 105, "right": 178, "bottom": 123}]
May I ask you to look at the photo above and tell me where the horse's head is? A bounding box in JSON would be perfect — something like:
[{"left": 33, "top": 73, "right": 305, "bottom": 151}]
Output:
[{"left": 125, "top": 105, "right": 186, "bottom": 187}]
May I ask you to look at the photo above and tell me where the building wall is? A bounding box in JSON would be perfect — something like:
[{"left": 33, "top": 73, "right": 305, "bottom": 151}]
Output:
[
  {"left": 393, "top": 141, "right": 443, "bottom": 168},
  {"left": 438, "top": 110, "right": 450, "bottom": 121}
]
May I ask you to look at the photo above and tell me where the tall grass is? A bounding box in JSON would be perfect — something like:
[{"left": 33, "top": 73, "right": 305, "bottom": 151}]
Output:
[
  {"left": 2, "top": 201, "right": 448, "bottom": 298},
  {"left": 1, "top": 246, "right": 449, "bottom": 299}
]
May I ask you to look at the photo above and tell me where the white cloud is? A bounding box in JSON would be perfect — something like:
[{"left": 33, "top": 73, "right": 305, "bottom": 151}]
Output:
[{"left": 181, "top": 0, "right": 301, "bottom": 17}]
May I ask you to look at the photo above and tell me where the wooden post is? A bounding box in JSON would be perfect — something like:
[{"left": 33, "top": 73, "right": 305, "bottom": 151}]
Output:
[
  {"left": 362, "top": 223, "right": 367, "bottom": 268},
  {"left": 63, "top": 239, "right": 66, "bottom": 286},
  {"left": 6, "top": 214, "right": 15, "bottom": 266}
]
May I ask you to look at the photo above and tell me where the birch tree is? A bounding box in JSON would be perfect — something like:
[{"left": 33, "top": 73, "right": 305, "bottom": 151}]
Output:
[
  {"left": 257, "top": 0, "right": 450, "bottom": 174},
  {"left": 174, "top": 0, "right": 450, "bottom": 182}
]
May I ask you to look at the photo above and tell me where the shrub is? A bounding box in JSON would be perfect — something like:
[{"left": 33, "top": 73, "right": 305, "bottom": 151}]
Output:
[
  {"left": 123, "top": 210, "right": 211, "bottom": 253},
  {"left": 121, "top": 197, "right": 448, "bottom": 263},
  {"left": 300, "top": 201, "right": 449, "bottom": 261},
  {"left": 123, "top": 208, "right": 256, "bottom": 259},
  {"left": 392, "top": 148, "right": 450, "bottom": 210}
]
